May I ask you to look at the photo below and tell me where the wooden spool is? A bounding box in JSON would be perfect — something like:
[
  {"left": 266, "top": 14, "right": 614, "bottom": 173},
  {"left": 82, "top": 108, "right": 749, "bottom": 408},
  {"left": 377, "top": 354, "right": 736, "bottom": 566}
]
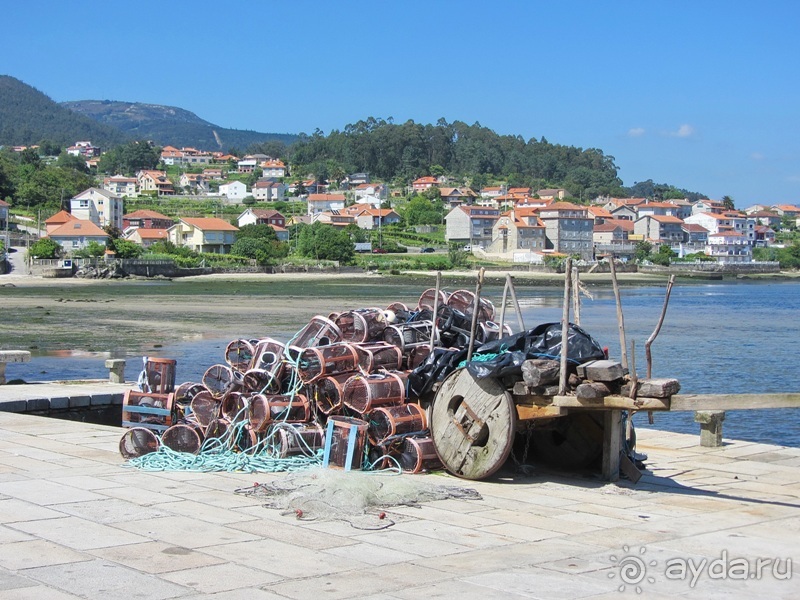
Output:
[
  {"left": 161, "top": 423, "right": 204, "bottom": 454},
  {"left": 399, "top": 436, "right": 442, "bottom": 474},
  {"left": 368, "top": 403, "right": 427, "bottom": 444},
  {"left": 119, "top": 427, "right": 160, "bottom": 459},
  {"left": 297, "top": 344, "right": 359, "bottom": 384},
  {"left": 342, "top": 372, "right": 406, "bottom": 414},
  {"left": 122, "top": 390, "right": 175, "bottom": 432},
  {"left": 225, "top": 339, "right": 256, "bottom": 373},
  {"left": 429, "top": 367, "right": 516, "bottom": 480}
]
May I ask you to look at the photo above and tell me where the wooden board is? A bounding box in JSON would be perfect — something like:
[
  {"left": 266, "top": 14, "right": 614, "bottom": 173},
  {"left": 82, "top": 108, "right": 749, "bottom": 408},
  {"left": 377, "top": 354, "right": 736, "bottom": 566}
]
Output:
[
  {"left": 670, "top": 393, "right": 800, "bottom": 411},
  {"left": 430, "top": 368, "right": 516, "bottom": 480}
]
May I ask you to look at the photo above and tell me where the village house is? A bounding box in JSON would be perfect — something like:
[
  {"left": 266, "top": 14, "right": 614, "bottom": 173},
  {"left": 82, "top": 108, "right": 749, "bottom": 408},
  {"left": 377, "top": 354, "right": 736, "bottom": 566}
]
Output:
[
  {"left": 103, "top": 175, "right": 137, "bottom": 197},
  {"left": 160, "top": 146, "right": 213, "bottom": 167},
  {"left": 754, "top": 225, "right": 776, "bottom": 246},
  {"left": 313, "top": 211, "right": 355, "bottom": 227},
  {"left": 307, "top": 193, "right": 346, "bottom": 215},
  {"left": 633, "top": 215, "right": 685, "bottom": 243},
  {"left": 66, "top": 141, "right": 100, "bottom": 158},
  {"left": 681, "top": 223, "right": 709, "bottom": 246},
  {"left": 167, "top": 217, "right": 238, "bottom": 254},
  {"left": 348, "top": 173, "right": 370, "bottom": 186},
  {"left": 123, "top": 210, "right": 174, "bottom": 231},
  {"left": 47, "top": 219, "right": 110, "bottom": 252},
  {"left": 592, "top": 222, "right": 629, "bottom": 246},
  {"left": 665, "top": 198, "right": 694, "bottom": 220},
  {"left": 124, "top": 228, "right": 169, "bottom": 248},
  {"left": 353, "top": 208, "right": 402, "bottom": 230},
  {"left": 0, "top": 199, "right": 8, "bottom": 230},
  {"left": 251, "top": 180, "right": 286, "bottom": 202},
  {"left": 236, "top": 208, "right": 289, "bottom": 241},
  {"left": 444, "top": 205, "right": 500, "bottom": 248},
  {"left": 237, "top": 154, "right": 269, "bottom": 173},
  {"left": 487, "top": 208, "right": 546, "bottom": 254},
  {"left": 636, "top": 201, "right": 682, "bottom": 218},
  {"left": 219, "top": 180, "right": 248, "bottom": 202},
  {"left": 137, "top": 170, "right": 175, "bottom": 195},
  {"left": 533, "top": 188, "right": 565, "bottom": 201},
  {"left": 439, "top": 187, "right": 478, "bottom": 208},
  {"left": 692, "top": 199, "right": 725, "bottom": 215},
  {"left": 683, "top": 212, "right": 737, "bottom": 236},
  {"left": 44, "top": 210, "right": 78, "bottom": 235},
  {"left": 70, "top": 188, "right": 124, "bottom": 231},
  {"left": 747, "top": 210, "right": 781, "bottom": 228},
  {"left": 705, "top": 231, "right": 752, "bottom": 262},
  {"left": 587, "top": 205, "right": 614, "bottom": 225},
  {"left": 352, "top": 183, "right": 387, "bottom": 203},
  {"left": 772, "top": 204, "right": 800, "bottom": 219},
  {"left": 260, "top": 159, "right": 287, "bottom": 178},
  {"left": 412, "top": 176, "right": 439, "bottom": 192},
  {"left": 179, "top": 173, "right": 209, "bottom": 195},
  {"left": 537, "top": 202, "right": 594, "bottom": 261},
  {"left": 203, "top": 167, "right": 225, "bottom": 180}
]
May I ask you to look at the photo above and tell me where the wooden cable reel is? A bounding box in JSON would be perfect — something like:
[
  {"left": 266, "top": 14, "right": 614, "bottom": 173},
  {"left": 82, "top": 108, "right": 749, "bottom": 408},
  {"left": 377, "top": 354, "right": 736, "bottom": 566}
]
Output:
[{"left": 429, "top": 367, "right": 516, "bottom": 480}]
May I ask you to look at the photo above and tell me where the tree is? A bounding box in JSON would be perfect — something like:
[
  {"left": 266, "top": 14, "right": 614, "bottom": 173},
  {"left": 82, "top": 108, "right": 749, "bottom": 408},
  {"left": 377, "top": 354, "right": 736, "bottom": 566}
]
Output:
[
  {"left": 236, "top": 223, "right": 279, "bottom": 241},
  {"left": 634, "top": 240, "right": 653, "bottom": 263},
  {"left": 721, "top": 195, "right": 735, "bottom": 210},
  {"left": 230, "top": 237, "right": 289, "bottom": 265},
  {"left": 28, "top": 238, "right": 61, "bottom": 259},
  {"left": 296, "top": 222, "right": 354, "bottom": 263},
  {"left": 56, "top": 152, "right": 89, "bottom": 173},
  {"left": 84, "top": 241, "right": 107, "bottom": 257},
  {"left": 109, "top": 238, "right": 143, "bottom": 258}
]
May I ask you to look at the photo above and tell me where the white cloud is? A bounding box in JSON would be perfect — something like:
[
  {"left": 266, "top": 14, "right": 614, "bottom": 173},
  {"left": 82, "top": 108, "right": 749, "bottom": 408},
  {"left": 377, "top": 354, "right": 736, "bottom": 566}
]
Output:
[
  {"left": 750, "top": 152, "right": 765, "bottom": 161},
  {"left": 627, "top": 127, "right": 645, "bottom": 137},
  {"left": 668, "top": 124, "right": 695, "bottom": 138}
]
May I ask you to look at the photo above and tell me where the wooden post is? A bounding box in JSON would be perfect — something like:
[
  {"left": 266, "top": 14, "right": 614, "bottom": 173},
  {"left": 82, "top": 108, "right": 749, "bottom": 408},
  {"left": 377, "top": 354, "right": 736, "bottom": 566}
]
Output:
[
  {"left": 645, "top": 275, "right": 675, "bottom": 378},
  {"left": 559, "top": 257, "right": 572, "bottom": 395},
  {"left": 105, "top": 359, "right": 126, "bottom": 384},
  {"left": 466, "top": 268, "right": 485, "bottom": 362},
  {"left": 602, "top": 409, "right": 622, "bottom": 481},
  {"left": 498, "top": 274, "right": 509, "bottom": 335},
  {"left": 608, "top": 257, "right": 628, "bottom": 370},
  {"left": 571, "top": 266, "right": 581, "bottom": 326},
  {"left": 506, "top": 273, "right": 525, "bottom": 333},
  {"left": 429, "top": 271, "right": 442, "bottom": 353}
]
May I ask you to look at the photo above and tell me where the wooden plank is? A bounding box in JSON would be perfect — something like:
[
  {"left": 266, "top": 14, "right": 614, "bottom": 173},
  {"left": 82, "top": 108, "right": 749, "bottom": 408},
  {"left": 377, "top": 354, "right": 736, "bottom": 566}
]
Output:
[
  {"left": 515, "top": 405, "right": 566, "bottom": 420},
  {"left": 602, "top": 409, "right": 622, "bottom": 482},
  {"left": 670, "top": 393, "right": 800, "bottom": 411},
  {"left": 551, "top": 395, "right": 671, "bottom": 411}
]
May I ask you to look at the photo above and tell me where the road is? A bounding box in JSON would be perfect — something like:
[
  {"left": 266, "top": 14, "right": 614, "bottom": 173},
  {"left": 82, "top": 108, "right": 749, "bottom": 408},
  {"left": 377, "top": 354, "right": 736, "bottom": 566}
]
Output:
[{"left": 2, "top": 246, "right": 29, "bottom": 276}]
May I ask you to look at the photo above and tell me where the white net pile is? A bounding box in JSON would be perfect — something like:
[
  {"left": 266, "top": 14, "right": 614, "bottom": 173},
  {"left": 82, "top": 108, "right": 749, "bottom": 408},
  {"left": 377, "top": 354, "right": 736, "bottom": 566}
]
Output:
[{"left": 235, "top": 468, "right": 482, "bottom": 529}]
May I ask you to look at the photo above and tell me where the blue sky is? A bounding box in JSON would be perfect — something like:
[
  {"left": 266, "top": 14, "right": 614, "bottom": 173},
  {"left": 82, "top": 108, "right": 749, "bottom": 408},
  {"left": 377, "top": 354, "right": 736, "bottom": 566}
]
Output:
[{"left": 3, "top": 1, "right": 800, "bottom": 206}]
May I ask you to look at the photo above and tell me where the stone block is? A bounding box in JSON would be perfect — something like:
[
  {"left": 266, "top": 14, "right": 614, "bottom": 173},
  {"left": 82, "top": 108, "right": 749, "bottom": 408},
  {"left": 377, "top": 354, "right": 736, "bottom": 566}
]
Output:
[
  {"left": 0, "top": 400, "right": 27, "bottom": 412},
  {"left": 49, "top": 396, "right": 70, "bottom": 410},
  {"left": 90, "top": 394, "right": 113, "bottom": 406},
  {"left": 68, "top": 395, "right": 91, "bottom": 408},
  {"left": 26, "top": 398, "right": 51, "bottom": 412}
]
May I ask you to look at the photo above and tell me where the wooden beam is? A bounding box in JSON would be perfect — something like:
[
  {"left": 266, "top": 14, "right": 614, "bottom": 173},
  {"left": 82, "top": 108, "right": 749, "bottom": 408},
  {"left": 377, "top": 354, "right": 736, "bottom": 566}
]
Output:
[
  {"left": 670, "top": 393, "right": 800, "bottom": 411},
  {"left": 515, "top": 405, "right": 566, "bottom": 420},
  {"left": 552, "top": 395, "right": 671, "bottom": 411},
  {"left": 602, "top": 409, "right": 622, "bottom": 482}
]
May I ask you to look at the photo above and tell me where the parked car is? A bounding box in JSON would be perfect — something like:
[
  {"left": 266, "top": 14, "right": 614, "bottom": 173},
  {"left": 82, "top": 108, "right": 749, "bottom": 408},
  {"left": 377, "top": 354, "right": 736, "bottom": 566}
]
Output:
[
  {"left": 420, "top": 247, "right": 435, "bottom": 253},
  {"left": 372, "top": 248, "right": 387, "bottom": 254}
]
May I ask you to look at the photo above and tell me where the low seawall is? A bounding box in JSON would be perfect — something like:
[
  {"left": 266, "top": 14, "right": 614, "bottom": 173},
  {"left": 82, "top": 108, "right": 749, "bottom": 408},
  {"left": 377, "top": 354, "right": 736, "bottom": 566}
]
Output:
[{"left": 640, "top": 261, "right": 781, "bottom": 275}]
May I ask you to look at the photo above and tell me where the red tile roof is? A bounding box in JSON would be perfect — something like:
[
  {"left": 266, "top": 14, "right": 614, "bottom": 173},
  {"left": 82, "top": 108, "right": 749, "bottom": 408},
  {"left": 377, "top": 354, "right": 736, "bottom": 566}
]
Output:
[
  {"left": 48, "top": 220, "right": 109, "bottom": 238},
  {"left": 181, "top": 218, "right": 239, "bottom": 231}
]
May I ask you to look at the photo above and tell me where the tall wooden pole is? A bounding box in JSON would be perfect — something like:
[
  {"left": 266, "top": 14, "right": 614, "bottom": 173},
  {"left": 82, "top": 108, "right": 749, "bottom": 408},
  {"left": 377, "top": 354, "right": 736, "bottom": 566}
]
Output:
[
  {"left": 571, "top": 266, "right": 581, "bottom": 326},
  {"left": 559, "top": 257, "right": 572, "bottom": 395},
  {"left": 506, "top": 273, "right": 525, "bottom": 332},
  {"left": 645, "top": 275, "right": 676, "bottom": 378},
  {"left": 466, "top": 268, "right": 485, "bottom": 361},
  {"left": 608, "top": 257, "right": 628, "bottom": 370},
  {"left": 429, "top": 271, "right": 442, "bottom": 353}
]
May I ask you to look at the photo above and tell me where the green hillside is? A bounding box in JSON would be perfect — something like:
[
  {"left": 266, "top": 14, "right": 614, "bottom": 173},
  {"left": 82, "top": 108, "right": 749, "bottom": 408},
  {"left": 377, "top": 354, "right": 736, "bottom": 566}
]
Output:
[{"left": 0, "top": 75, "right": 128, "bottom": 147}]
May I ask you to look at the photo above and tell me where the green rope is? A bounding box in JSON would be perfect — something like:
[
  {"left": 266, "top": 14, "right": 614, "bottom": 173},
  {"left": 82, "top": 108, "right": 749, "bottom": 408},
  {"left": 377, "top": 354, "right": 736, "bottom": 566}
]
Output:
[{"left": 457, "top": 352, "right": 502, "bottom": 369}]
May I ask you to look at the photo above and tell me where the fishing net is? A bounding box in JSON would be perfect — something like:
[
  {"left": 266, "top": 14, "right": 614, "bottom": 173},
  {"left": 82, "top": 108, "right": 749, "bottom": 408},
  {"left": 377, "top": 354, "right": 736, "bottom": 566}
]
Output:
[{"left": 235, "top": 468, "right": 482, "bottom": 529}]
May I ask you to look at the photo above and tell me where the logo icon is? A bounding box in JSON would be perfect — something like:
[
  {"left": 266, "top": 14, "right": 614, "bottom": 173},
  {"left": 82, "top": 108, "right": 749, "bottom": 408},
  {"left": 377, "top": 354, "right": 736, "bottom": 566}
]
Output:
[{"left": 609, "top": 545, "right": 657, "bottom": 593}]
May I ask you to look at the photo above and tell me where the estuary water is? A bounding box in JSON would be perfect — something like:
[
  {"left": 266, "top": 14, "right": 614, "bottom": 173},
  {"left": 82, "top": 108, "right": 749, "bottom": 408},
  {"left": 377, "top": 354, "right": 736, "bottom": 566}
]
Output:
[{"left": 12, "top": 279, "right": 800, "bottom": 447}]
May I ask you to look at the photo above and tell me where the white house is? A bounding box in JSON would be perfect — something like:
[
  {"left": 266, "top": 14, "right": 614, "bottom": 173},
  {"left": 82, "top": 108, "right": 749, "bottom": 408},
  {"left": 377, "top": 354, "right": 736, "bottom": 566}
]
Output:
[
  {"left": 103, "top": 175, "right": 137, "bottom": 197},
  {"left": 219, "top": 181, "right": 248, "bottom": 202},
  {"left": 307, "top": 193, "right": 346, "bottom": 215},
  {"left": 252, "top": 180, "right": 286, "bottom": 202},
  {"left": 47, "top": 220, "right": 110, "bottom": 252},
  {"left": 705, "top": 231, "right": 752, "bottom": 262},
  {"left": 70, "top": 188, "right": 124, "bottom": 231},
  {"left": 261, "top": 159, "right": 287, "bottom": 178}
]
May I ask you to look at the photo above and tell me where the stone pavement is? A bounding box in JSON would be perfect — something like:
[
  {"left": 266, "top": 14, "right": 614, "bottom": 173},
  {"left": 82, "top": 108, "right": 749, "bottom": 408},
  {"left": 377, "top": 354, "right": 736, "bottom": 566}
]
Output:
[{"left": 0, "top": 411, "right": 798, "bottom": 599}]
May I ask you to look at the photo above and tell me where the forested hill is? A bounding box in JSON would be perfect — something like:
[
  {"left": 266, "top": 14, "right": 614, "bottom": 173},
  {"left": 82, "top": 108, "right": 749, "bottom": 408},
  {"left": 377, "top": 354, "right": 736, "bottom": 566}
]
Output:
[
  {"left": 62, "top": 100, "right": 298, "bottom": 151},
  {"left": 288, "top": 118, "right": 626, "bottom": 198},
  {"left": 0, "top": 75, "right": 128, "bottom": 147}
]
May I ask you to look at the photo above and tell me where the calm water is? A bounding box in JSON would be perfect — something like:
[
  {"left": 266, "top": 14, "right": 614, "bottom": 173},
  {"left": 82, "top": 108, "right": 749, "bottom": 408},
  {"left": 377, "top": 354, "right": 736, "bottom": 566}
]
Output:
[{"left": 13, "top": 279, "right": 800, "bottom": 447}]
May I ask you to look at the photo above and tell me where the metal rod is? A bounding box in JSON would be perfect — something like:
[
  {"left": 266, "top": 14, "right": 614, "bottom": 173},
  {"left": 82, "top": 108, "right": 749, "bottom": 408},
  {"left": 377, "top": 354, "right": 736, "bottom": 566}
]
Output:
[
  {"left": 558, "top": 257, "right": 572, "bottom": 395},
  {"left": 466, "top": 268, "right": 485, "bottom": 362},
  {"left": 429, "top": 271, "right": 442, "bottom": 353},
  {"left": 608, "top": 257, "right": 628, "bottom": 370},
  {"left": 506, "top": 273, "right": 525, "bottom": 332},
  {"left": 645, "top": 275, "right": 676, "bottom": 378}
]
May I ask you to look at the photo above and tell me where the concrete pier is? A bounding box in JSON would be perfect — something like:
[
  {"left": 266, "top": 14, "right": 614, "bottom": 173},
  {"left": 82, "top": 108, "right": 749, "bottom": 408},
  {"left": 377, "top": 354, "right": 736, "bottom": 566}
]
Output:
[{"left": 0, "top": 405, "right": 798, "bottom": 598}]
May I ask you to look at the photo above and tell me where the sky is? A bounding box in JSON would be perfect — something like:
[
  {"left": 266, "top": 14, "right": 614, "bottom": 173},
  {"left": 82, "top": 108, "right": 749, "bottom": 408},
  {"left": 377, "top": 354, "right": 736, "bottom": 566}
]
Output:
[{"left": 3, "top": 0, "right": 800, "bottom": 206}]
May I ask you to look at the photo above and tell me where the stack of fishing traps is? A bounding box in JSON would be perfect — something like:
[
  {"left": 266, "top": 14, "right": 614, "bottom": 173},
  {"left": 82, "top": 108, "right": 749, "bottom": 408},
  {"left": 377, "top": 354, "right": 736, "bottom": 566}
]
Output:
[{"left": 119, "top": 287, "right": 510, "bottom": 474}]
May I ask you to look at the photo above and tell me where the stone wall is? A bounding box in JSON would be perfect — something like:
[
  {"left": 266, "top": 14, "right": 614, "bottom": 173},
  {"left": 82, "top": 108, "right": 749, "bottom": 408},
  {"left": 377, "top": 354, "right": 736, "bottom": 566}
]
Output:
[{"left": 640, "top": 261, "right": 781, "bottom": 275}]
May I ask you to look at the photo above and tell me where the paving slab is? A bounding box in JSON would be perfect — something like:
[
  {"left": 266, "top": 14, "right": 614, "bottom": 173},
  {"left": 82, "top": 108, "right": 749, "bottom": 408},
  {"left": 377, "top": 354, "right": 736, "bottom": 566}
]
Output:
[{"left": 0, "top": 409, "right": 798, "bottom": 598}]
